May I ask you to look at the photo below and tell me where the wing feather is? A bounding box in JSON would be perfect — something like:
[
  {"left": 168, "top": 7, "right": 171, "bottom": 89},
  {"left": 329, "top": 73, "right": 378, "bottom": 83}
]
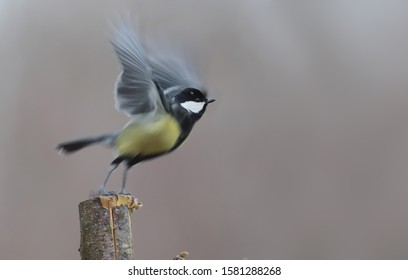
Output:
[
  {"left": 111, "top": 20, "right": 163, "bottom": 116},
  {"left": 147, "top": 49, "right": 203, "bottom": 92}
]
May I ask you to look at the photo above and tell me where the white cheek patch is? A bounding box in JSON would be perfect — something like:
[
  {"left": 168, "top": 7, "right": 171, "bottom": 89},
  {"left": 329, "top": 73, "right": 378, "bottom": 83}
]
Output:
[{"left": 180, "top": 101, "right": 206, "bottom": 114}]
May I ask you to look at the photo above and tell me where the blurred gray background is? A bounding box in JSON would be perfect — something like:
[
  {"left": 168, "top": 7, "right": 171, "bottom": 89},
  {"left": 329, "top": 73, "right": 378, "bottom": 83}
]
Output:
[{"left": 1, "top": 0, "right": 408, "bottom": 259}]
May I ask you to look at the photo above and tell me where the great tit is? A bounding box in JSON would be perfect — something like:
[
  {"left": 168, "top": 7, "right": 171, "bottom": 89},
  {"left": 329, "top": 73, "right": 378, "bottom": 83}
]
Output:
[{"left": 57, "top": 21, "right": 215, "bottom": 195}]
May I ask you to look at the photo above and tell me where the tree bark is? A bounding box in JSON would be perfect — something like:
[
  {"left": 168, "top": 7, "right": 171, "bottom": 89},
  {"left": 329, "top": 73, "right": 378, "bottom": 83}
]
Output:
[{"left": 78, "top": 194, "right": 142, "bottom": 260}]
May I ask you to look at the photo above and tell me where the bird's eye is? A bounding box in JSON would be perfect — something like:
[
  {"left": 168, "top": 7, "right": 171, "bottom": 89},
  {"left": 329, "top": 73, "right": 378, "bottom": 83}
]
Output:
[{"left": 195, "top": 97, "right": 200, "bottom": 102}]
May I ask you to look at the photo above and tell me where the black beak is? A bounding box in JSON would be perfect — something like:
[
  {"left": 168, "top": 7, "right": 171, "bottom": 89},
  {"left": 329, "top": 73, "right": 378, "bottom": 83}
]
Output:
[{"left": 206, "top": 98, "right": 216, "bottom": 104}]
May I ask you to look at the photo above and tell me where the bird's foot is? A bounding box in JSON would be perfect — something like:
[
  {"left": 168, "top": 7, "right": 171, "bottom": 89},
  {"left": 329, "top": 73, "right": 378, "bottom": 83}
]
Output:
[
  {"left": 118, "top": 190, "right": 131, "bottom": 196},
  {"left": 94, "top": 186, "right": 117, "bottom": 197},
  {"left": 99, "top": 190, "right": 117, "bottom": 196}
]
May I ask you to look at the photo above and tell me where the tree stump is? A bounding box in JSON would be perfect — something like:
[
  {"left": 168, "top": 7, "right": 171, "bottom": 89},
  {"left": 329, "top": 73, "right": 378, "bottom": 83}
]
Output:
[{"left": 78, "top": 194, "right": 142, "bottom": 259}]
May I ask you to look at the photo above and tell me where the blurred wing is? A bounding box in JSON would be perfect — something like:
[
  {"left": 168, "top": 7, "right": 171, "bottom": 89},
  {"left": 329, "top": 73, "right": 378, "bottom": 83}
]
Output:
[
  {"left": 148, "top": 52, "right": 203, "bottom": 92},
  {"left": 111, "top": 21, "right": 163, "bottom": 116}
]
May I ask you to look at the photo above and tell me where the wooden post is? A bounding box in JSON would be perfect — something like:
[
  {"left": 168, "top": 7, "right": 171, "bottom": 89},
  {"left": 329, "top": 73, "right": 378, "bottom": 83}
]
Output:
[{"left": 78, "top": 194, "right": 142, "bottom": 259}]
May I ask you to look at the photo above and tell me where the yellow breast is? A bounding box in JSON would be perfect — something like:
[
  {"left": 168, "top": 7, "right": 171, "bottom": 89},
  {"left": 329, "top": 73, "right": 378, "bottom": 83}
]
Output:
[{"left": 115, "top": 114, "right": 181, "bottom": 157}]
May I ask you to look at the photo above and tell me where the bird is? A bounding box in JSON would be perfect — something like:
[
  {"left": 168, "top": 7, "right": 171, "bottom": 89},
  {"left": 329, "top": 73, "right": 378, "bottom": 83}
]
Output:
[{"left": 57, "top": 20, "right": 215, "bottom": 195}]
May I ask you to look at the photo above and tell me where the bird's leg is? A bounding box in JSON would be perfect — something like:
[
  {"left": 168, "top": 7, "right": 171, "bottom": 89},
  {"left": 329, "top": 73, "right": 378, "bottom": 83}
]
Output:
[
  {"left": 119, "top": 163, "right": 130, "bottom": 195},
  {"left": 98, "top": 164, "right": 119, "bottom": 195},
  {"left": 98, "top": 157, "right": 124, "bottom": 195}
]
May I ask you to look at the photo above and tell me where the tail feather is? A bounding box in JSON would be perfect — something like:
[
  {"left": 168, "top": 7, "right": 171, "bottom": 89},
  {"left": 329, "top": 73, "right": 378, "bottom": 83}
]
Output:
[{"left": 57, "top": 134, "right": 114, "bottom": 154}]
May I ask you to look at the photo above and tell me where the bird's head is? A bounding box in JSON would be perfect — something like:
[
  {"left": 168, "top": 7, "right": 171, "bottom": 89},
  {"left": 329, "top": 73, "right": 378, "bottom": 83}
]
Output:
[{"left": 174, "top": 88, "right": 215, "bottom": 121}]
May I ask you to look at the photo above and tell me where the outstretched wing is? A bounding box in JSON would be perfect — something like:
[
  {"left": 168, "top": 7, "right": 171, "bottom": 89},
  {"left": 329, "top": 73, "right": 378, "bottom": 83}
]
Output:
[
  {"left": 148, "top": 50, "right": 203, "bottom": 92},
  {"left": 111, "top": 20, "right": 164, "bottom": 116}
]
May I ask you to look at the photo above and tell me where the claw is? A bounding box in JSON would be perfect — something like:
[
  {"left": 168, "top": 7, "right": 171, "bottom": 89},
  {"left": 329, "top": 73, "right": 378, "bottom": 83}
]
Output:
[{"left": 118, "top": 191, "right": 131, "bottom": 195}]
